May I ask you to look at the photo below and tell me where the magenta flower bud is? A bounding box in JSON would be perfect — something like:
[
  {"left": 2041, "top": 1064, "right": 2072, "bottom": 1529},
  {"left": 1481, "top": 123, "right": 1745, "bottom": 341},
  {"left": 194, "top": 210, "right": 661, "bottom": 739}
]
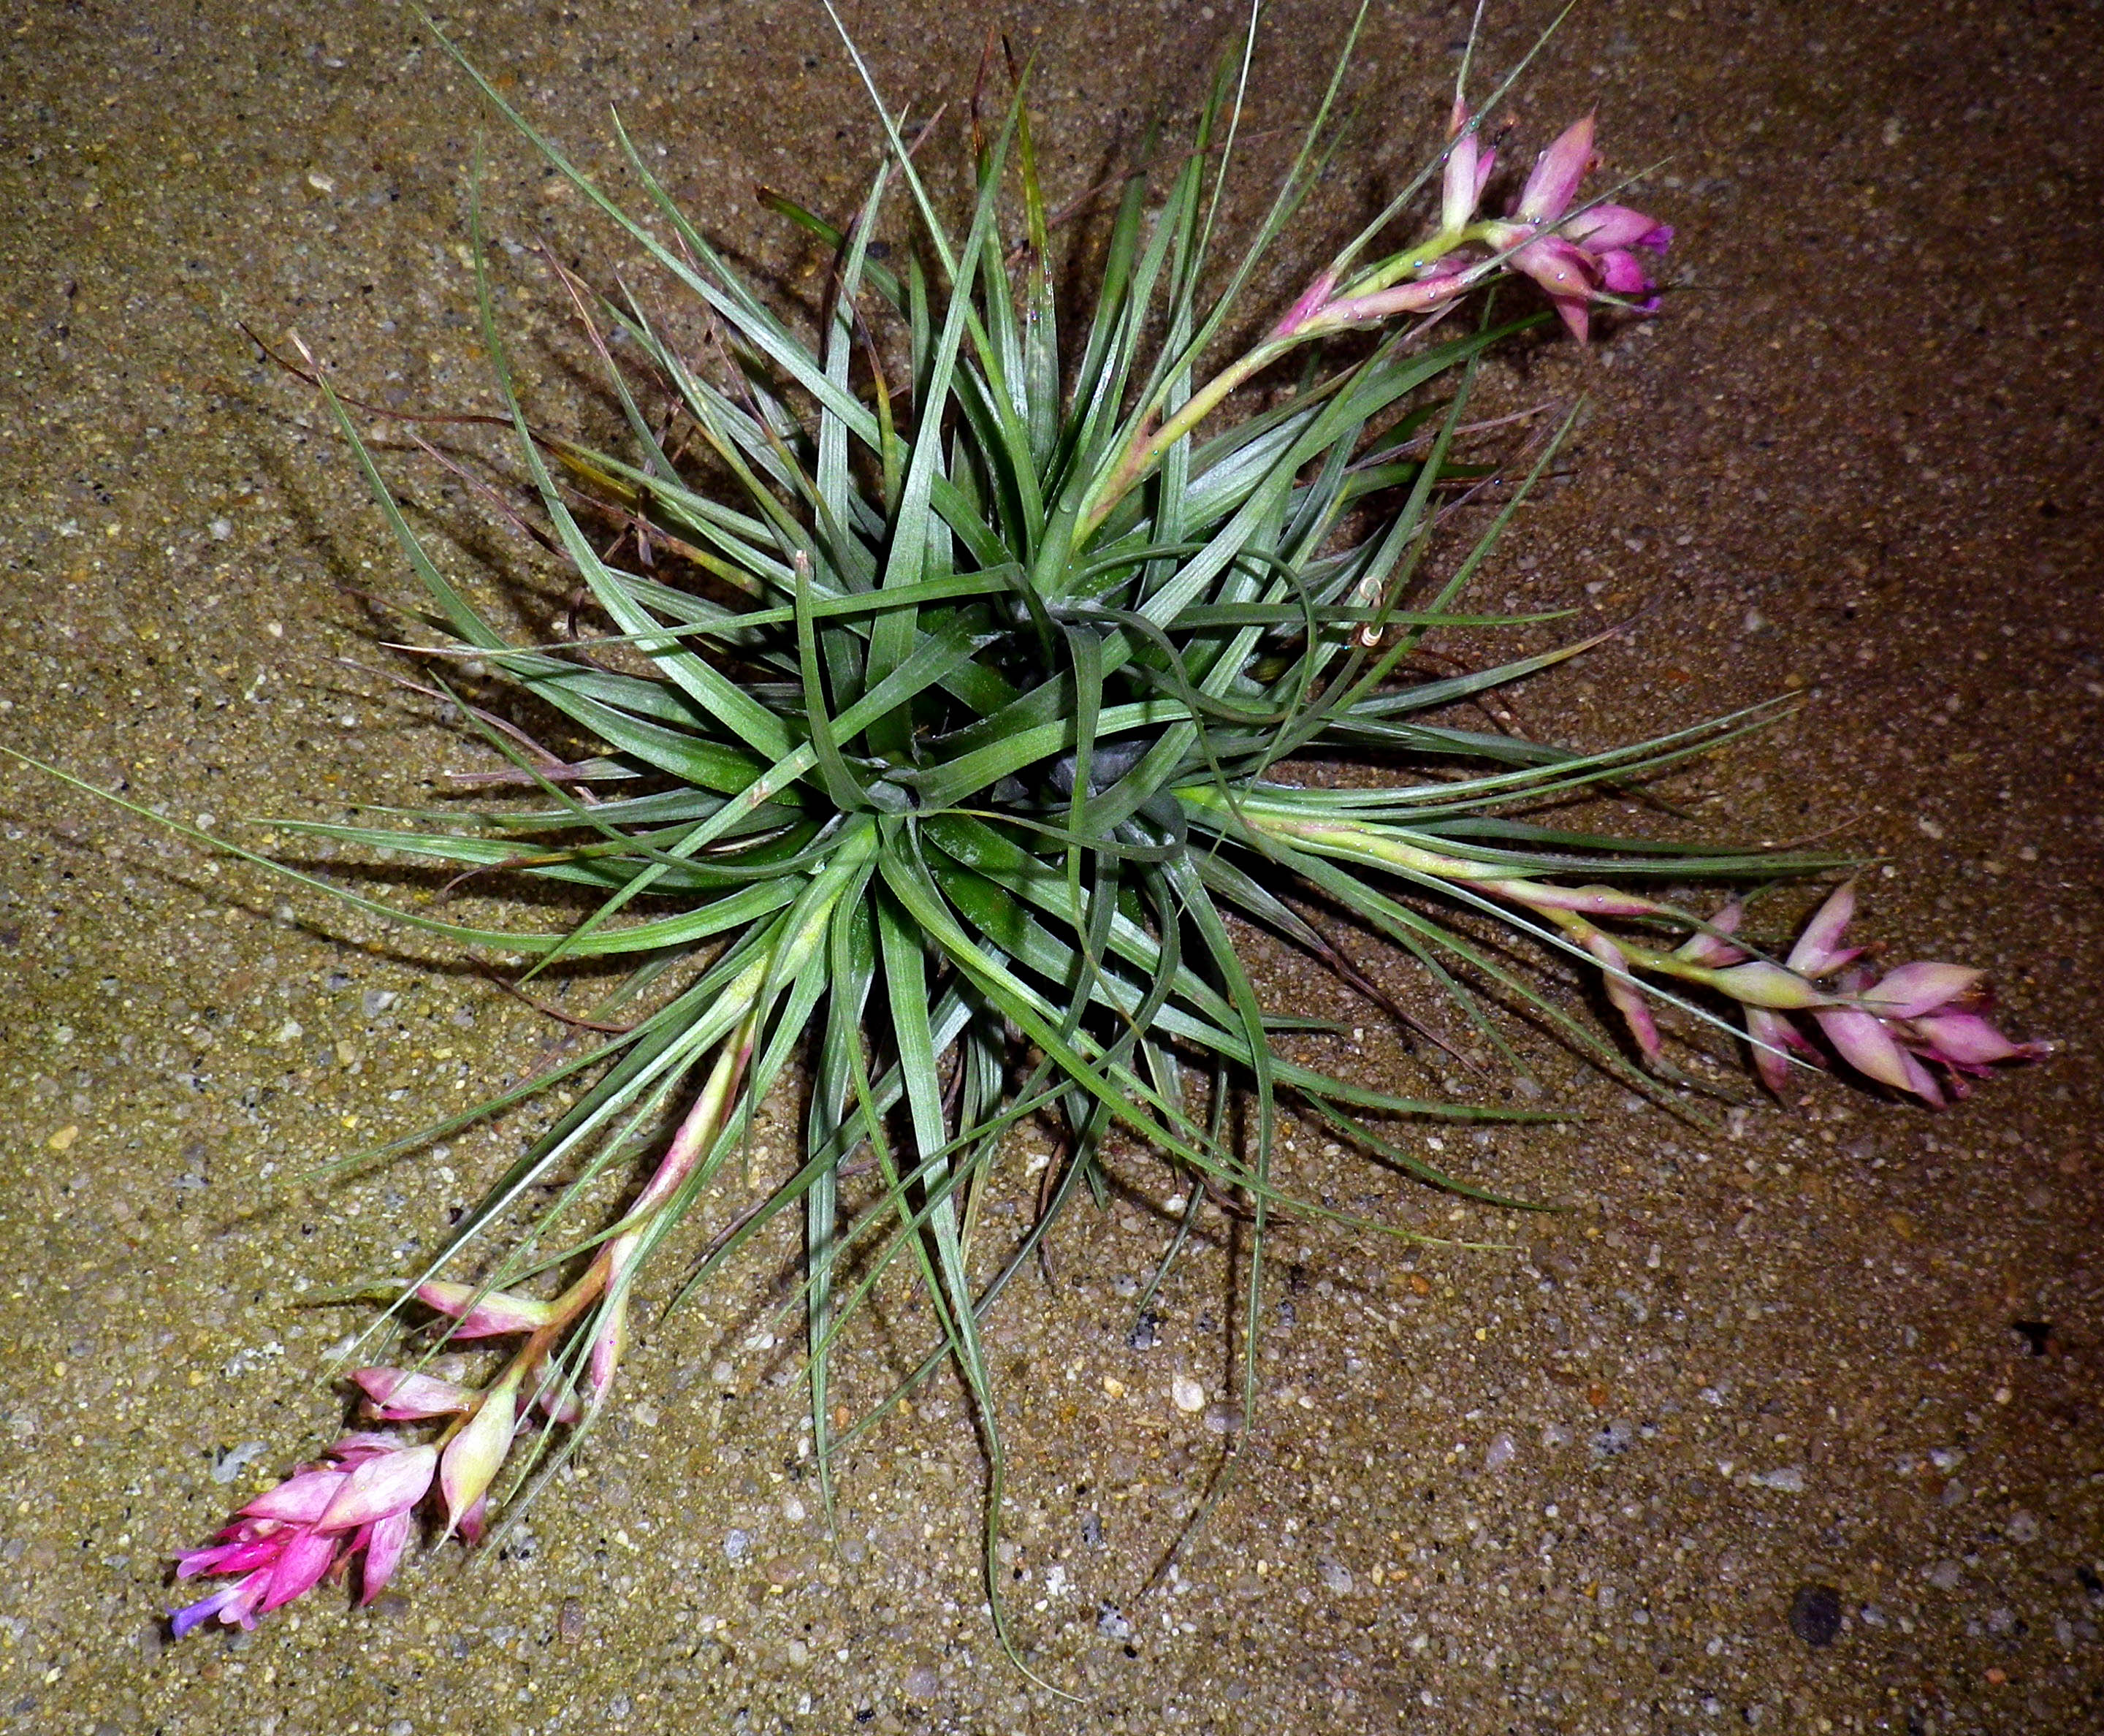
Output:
[
  {"left": 414, "top": 1281, "right": 556, "bottom": 1339},
  {"left": 1516, "top": 113, "right": 1596, "bottom": 224},
  {"left": 354, "top": 1367, "right": 478, "bottom": 1421}
]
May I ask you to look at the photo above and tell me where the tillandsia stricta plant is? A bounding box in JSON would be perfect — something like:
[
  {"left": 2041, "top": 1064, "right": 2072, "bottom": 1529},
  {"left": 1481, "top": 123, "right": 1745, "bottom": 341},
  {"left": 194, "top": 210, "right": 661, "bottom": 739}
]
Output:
[{"left": 15, "top": 0, "right": 2038, "bottom": 1653}]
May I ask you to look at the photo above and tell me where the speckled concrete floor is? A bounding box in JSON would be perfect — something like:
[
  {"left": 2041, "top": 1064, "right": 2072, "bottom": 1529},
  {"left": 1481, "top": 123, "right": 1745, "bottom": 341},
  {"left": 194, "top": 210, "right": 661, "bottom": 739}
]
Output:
[{"left": 1, "top": 1, "right": 2099, "bottom": 1732}]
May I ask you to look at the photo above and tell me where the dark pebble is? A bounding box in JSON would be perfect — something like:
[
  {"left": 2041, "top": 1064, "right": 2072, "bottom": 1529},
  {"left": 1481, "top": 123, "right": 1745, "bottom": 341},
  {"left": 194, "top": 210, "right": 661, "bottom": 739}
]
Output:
[{"left": 1788, "top": 1583, "right": 1842, "bottom": 1648}]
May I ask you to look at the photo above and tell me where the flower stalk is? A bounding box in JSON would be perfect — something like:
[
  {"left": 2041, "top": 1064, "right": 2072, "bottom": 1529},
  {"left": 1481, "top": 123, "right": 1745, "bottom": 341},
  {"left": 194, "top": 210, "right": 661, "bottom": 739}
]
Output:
[
  {"left": 1076, "top": 107, "right": 1671, "bottom": 538},
  {"left": 172, "top": 856, "right": 856, "bottom": 1635},
  {"left": 1208, "top": 791, "right": 2044, "bottom": 1103}
]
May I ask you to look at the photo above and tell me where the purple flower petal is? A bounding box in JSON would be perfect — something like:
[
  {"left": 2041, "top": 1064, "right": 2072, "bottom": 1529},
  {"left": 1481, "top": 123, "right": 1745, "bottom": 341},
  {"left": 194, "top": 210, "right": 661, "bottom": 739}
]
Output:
[{"left": 170, "top": 1574, "right": 265, "bottom": 1640}]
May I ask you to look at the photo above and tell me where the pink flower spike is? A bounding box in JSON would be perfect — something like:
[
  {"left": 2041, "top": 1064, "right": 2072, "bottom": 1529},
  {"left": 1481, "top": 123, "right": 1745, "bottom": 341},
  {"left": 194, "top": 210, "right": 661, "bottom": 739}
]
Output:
[
  {"left": 1787, "top": 881, "right": 1857, "bottom": 975},
  {"left": 1812, "top": 1006, "right": 1918, "bottom": 1094},
  {"left": 354, "top": 1367, "right": 478, "bottom": 1421},
  {"left": 173, "top": 1436, "right": 446, "bottom": 1640},
  {"left": 315, "top": 1444, "right": 436, "bottom": 1534},
  {"left": 456, "top": 1494, "right": 491, "bottom": 1547},
  {"left": 1517, "top": 113, "right": 1596, "bottom": 224},
  {"left": 414, "top": 1281, "right": 556, "bottom": 1339}
]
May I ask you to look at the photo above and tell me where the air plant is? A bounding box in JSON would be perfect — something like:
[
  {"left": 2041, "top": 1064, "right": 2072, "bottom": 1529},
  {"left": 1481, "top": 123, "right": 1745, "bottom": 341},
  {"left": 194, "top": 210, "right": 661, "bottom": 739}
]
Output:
[{"left": 47, "top": 1, "right": 2035, "bottom": 1651}]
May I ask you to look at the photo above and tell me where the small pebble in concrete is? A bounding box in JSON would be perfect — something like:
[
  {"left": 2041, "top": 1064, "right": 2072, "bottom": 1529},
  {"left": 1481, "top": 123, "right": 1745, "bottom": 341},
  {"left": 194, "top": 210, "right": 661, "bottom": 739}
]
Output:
[
  {"left": 903, "top": 1663, "right": 939, "bottom": 1699},
  {"left": 723, "top": 1528, "right": 751, "bottom": 1564},
  {"left": 1318, "top": 1558, "right": 1354, "bottom": 1594},
  {"left": 1788, "top": 1583, "right": 1842, "bottom": 1648},
  {"left": 1170, "top": 1374, "right": 1206, "bottom": 1412}
]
